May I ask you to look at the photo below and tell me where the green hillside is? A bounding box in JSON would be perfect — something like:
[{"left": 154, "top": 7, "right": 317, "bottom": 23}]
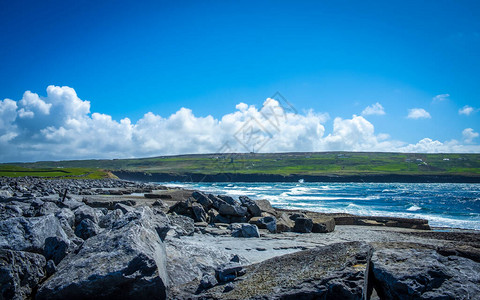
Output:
[{"left": 2, "top": 152, "right": 480, "bottom": 178}]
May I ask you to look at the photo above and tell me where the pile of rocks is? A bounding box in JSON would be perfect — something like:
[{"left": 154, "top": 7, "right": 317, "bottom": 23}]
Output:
[
  {"left": 0, "top": 191, "right": 173, "bottom": 299},
  {"left": 0, "top": 177, "right": 156, "bottom": 198},
  {"left": 167, "top": 191, "right": 335, "bottom": 236}
]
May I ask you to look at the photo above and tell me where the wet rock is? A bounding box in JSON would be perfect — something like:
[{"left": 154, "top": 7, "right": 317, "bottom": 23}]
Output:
[
  {"left": 0, "top": 249, "right": 46, "bottom": 300},
  {"left": 370, "top": 242, "right": 480, "bottom": 300},
  {"left": 0, "top": 214, "right": 68, "bottom": 253},
  {"left": 36, "top": 207, "right": 169, "bottom": 300},
  {"left": 293, "top": 217, "right": 313, "bottom": 233},
  {"left": 312, "top": 217, "right": 335, "bottom": 233},
  {"left": 229, "top": 223, "right": 260, "bottom": 238},
  {"left": 218, "top": 203, "right": 247, "bottom": 217},
  {"left": 74, "top": 218, "right": 100, "bottom": 240}
]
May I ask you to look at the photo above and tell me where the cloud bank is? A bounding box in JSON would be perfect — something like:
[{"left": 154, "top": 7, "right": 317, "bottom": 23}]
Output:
[{"left": 1, "top": 86, "right": 479, "bottom": 162}]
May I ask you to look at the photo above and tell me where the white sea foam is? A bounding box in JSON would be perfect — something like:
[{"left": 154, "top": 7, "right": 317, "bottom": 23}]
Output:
[{"left": 407, "top": 205, "right": 422, "bottom": 211}]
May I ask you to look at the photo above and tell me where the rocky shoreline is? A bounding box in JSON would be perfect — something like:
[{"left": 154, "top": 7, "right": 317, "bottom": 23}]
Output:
[{"left": 1, "top": 177, "right": 479, "bottom": 299}]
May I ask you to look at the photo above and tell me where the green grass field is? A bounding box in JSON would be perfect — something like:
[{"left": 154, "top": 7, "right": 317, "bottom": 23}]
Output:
[
  {"left": 2, "top": 152, "right": 480, "bottom": 178},
  {"left": 0, "top": 165, "right": 111, "bottom": 179}
]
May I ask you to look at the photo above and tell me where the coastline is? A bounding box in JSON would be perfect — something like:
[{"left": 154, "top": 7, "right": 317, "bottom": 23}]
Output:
[{"left": 112, "top": 170, "right": 480, "bottom": 183}]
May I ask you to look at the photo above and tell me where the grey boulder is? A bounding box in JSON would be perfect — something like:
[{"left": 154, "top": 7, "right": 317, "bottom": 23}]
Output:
[
  {"left": 0, "top": 214, "right": 69, "bottom": 253},
  {"left": 36, "top": 206, "right": 169, "bottom": 300},
  {"left": 229, "top": 223, "right": 260, "bottom": 238},
  {"left": 0, "top": 249, "right": 46, "bottom": 300},
  {"left": 370, "top": 242, "right": 480, "bottom": 300}
]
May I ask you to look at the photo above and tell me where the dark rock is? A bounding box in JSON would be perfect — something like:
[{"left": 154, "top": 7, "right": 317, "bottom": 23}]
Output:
[
  {"left": 223, "top": 282, "right": 235, "bottom": 293},
  {"left": 45, "top": 259, "right": 56, "bottom": 276},
  {"left": 239, "top": 196, "right": 261, "bottom": 217},
  {"left": 230, "top": 254, "right": 240, "bottom": 263},
  {"left": 229, "top": 223, "right": 260, "bottom": 238},
  {"left": 74, "top": 218, "right": 100, "bottom": 240},
  {"left": 200, "top": 273, "right": 218, "bottom": 289},
  {"left": 289, "top": 212, "right": 306, "bottom": 221},
  {"left": 276, "top": 213, "right": 294, "bottom": 232},
  {"left": 73, "top": 205, "right": 99, "bottom": 226},
  {"left": 293, "top": 217, "right": 313, "bottom": 233},
  {"left": 168, "top": 214, "right": 194, "bottom": 236},
  {"left": 312, "top": 217, "right": 335, "bottom": 233},
  {"left": 0, "top": 214, "right": 68, "bottom": 253},
  {"left": 215, "top": 263, "right": 244, "bottom": 282},
  {"left": 217, "top": 195, "right": 237, "bottom": 206},
  {"left": 208, "top": 194, "right": 227, "bottom": 210},
  {"left": 370, "top": 242, "right": 480, "bottom": 300},
  {"left": 43, "top": 236, "right": 70, "bottom": 265},
  {"left": 113, "top": 202, "right": 135, "bottom": 214},
  {"left": 192, "top": 203, "right": 207, "bottom": 222},
  {"left": 254, "top": 199, "right": 276, "bottom": 215},
  {"left": 36, "top": 207, "right": 169, "bottom": 300},
  {"left": 218, "top": 204, "right": 247, "bottom": 217},
  {"left": 55, "top": 208, "right": 75, "bottom": 228},
  {"left": 192, "top": 191, "right": 213, "bottom": 210},
  {"left": 145, "top": 193, "right": 172, "bottom": 199},
  {"left": 214, "top": 214, "right": 231, "bottom": 224},
  {"left": 98, "top": 209, "right": 123, "bottom": 229},
  {"left": 168, "top": 200, "right": 192, "bottom": 217},
  {"left": 208, "top": 209, "right": 219, "bottom": 224},
  {"left": 0, "top": 249, "right": 46, "bottom": 300},
  {"left": 249, "top": 216, "right": 276, "bottom": 233}
]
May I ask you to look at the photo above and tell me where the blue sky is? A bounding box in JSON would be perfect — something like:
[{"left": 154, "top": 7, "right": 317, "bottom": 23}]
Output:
[{"left": 0, "top": 0, "right": 479, "bottom": 161}]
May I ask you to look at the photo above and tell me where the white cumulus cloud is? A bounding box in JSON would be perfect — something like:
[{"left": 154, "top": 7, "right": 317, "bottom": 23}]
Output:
[
  {"left": 407, "top": 108, "right": 431, "bottom": 119},
  {"left": 459, "top": 105, "right": 475, "bottom": 116},
  {"left": 361, "top": 102, "right": 385, "bottom": 116},
  {"left": 462, "top": 128, "right": 479, "bottom": 143}
]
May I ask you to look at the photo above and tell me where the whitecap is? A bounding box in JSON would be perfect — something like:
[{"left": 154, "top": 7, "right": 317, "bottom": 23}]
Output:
[{"left": 407, "top": 205, "right": 422, "bottom": 211}]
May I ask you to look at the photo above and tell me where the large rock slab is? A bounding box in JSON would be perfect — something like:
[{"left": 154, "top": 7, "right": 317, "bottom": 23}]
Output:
[
  {"left": 0, "top": 214, "right": 69, "bottom": 253},
  {"left": 180, "top": 241, "right": 372, "bottom": 299},
  {"left": 0, "top": 249, "right": 46, "bottom": 300},
  {"left": 36, "top": 207, "right": 169, "bottom": 300},
  {"left": 370, "top": 242, "right": 480, "bottom": 300},
  {"left": 165, "top": 237, "right": 235, "bottom": 287}
]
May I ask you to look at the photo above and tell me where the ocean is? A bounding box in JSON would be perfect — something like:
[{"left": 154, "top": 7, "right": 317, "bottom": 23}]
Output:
[{"left": 160, "top": 181, "right": 480, "bottom": 230}]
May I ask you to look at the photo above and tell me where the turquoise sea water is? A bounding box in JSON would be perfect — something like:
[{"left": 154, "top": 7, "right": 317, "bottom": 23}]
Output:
[{"left": 160, "top": 182, "right": 480, "bottom": 230}]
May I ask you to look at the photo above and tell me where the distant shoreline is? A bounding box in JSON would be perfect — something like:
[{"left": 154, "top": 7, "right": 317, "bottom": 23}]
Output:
[{"left": 113, "top": 170, "right": 480, "bottom": 183}]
